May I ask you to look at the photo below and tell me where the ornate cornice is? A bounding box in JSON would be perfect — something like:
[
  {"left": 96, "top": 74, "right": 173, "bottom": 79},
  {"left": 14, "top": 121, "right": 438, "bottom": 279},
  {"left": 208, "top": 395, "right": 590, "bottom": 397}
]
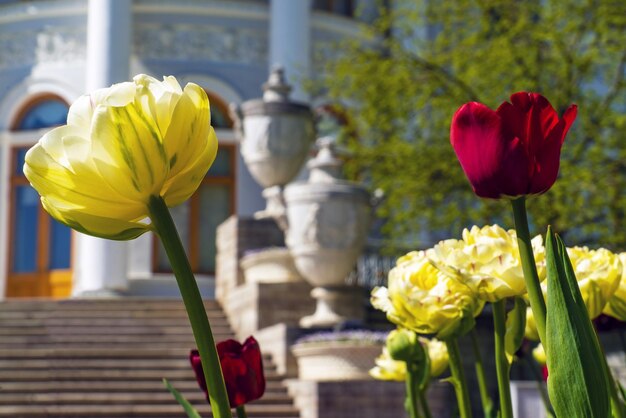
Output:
[
  {"left": 0, "top": 25, "right": 86, "bottom": 69},
  {"left": 134, "top": 23, "right": 267, "bottom": 64}
]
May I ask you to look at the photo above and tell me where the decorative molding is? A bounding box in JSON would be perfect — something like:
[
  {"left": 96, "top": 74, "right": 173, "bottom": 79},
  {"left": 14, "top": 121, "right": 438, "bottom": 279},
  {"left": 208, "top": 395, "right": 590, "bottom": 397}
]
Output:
[
  {"left": 0, "top": 25, "right": 86, "bottom": 69},
  {"left": 133, "top": 23, "right": 267, "bottom": 65}
]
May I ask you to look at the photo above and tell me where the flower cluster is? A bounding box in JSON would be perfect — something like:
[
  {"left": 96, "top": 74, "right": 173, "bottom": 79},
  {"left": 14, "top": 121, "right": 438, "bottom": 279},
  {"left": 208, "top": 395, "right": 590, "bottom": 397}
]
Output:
[{"left": 373, "top": 225, "right": 626, "bottom": 340}]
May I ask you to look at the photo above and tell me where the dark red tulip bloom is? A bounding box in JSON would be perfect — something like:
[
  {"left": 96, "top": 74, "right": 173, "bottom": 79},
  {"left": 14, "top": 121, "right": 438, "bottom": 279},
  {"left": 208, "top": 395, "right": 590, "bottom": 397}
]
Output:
[
  {"left": 450, "top": 92, "right": 577, "bottom": 199},
  {"left": 190, "top": 336, "right": 265, "bottom": 408}
]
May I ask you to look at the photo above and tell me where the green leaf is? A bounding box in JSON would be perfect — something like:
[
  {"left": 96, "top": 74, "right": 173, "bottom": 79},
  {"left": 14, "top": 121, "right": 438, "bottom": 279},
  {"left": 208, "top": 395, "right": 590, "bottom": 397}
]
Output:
[
  {"left": 504, "top": 296, "right": 527, "bottom": 364},
  {"left": 545, "top": 227, "right": 610, "bottom": 418},
  {"left": 163, "top": 378, "right": 203, "bottom": 418}
]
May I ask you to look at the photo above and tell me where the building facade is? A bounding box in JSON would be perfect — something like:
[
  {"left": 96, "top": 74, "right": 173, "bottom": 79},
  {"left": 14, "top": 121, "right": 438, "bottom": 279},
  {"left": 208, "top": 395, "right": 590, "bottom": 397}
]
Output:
[{"left": 0, "top": 0, "right": 370, "bottom": 299}]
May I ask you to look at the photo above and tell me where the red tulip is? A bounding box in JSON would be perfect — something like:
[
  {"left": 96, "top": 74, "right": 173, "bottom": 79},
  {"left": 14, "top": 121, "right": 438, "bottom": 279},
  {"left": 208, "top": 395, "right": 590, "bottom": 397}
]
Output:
[
  {"left": 190, "top": 336, "right": 266, "bottom": 408},
  {"left": 450, "top": 92, "right": 577, "bottom": 199}
]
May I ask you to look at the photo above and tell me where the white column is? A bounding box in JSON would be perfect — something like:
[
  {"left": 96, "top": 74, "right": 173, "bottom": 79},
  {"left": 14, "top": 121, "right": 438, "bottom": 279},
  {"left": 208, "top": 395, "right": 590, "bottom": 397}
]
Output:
[
  {"left": 72, "top": 0, "right": 132, "bottom": 297},
  {"left": 0, "top": 135, "right": 9, "bottom": 300},
  {"left": 269, "top": 0, "right": 312, "bottom": 102}
]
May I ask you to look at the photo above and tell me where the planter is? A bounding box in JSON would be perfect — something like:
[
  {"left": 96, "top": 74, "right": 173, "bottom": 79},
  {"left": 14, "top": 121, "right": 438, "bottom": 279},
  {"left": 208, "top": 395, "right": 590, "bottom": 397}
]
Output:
[
  {"left": 292, "top": 341, "right": 383, "bottom": 381},
  {"left": 283, "top": 138, "right": 371, "bottom": 327},
  {"left": 240, "top": 247, "right": 303, "bottom": 283}
]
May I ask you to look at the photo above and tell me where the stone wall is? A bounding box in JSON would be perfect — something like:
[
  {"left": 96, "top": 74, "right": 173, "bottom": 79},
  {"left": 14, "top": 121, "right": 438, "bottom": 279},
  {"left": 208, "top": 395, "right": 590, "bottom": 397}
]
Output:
[
  {"left": 286, "top": 380, "right": 453, "bottom": 418},
  {"left": 215, "top": 215, "right": 285, "bottom": 303}
]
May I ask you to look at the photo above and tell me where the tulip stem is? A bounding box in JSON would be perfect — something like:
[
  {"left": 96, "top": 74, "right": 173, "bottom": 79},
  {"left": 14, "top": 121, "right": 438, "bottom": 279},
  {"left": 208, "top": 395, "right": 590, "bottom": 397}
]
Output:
[
  {"left": 445, "top": 339, "right": 473, "bottom": 418},
  {"left": 148, "top": 195, "right": 231, "bottom": 418},
  {"left": 419, "top": 388, "right": 433, "bottom": 418},
  {"left": 236, "top": 406, "right": 248, "bottom": 418},
  {"left": 405, "top": 363, "right": 423, "bottom": 418},
  {"left": 470, "top": 330, "right": 494, "bottom": 418},
  {"left": 511, "top": 197, "right": 547, "bottom": 343},
  {"left": 493, "top": 300, "right": 513, "bottom": 418}
]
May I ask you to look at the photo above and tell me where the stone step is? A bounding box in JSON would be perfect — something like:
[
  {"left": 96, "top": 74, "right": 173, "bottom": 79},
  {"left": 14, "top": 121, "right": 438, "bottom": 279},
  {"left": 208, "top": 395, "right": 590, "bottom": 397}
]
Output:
[
  {"left": 0, "top": 380, "right": 288, "bottom": 393},
  {"left": 0, "top": 298, "right": 299, "bottom": 418},
  {"left": 0, "top": 334, "right": 235, "bottom": 344},
  {"left": 0, "top": 299, "right": 220, "bottom": 309},
  {"left": 0, "top": 368, "right": 283, "bottom": 381},
  {"left": 0, "top": 310, "right": 227, "bottom": 319},
  {"left": 0, "top": 391, "right": 294, "bottom": 405},
  {"left": 0, "top": 403, "right": 301, "bottom": 417},
  {"left": 0, "top": 347, "right": 242, "bottom": 358},
  {"left": 0, "top": 326, "right": 220, "bottom": 336},
  {"left": 0, "top": 317, "right": 229, "bottom": 327},
  {"left": 0, "top": 358, "right": 277, "bottom": 371}
]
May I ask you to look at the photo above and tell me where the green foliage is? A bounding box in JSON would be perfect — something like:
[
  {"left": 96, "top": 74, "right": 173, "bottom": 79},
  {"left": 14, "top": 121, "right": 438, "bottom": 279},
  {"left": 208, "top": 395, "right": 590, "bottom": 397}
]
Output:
[
  {"left": 317, "top": 0, "right": 626, "bottom": 250},
  {"left": 162, "top": 378, "right": 202, "bottom": 418},
  {"left": 545, "top": 228, "right": 610, "bottom": 418}
]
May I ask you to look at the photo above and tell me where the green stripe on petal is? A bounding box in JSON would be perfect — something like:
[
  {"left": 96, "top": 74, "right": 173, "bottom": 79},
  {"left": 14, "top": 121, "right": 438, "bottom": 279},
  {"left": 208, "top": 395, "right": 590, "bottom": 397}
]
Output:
[
  {"left": 163, "top": 83, "right": 211, "bottom": 176},
  {"left": 163, "top": 127, "right": 217, "bottom": 207},
  {"left": 91, "top": 102, "right": 167, "bottom": 201}
]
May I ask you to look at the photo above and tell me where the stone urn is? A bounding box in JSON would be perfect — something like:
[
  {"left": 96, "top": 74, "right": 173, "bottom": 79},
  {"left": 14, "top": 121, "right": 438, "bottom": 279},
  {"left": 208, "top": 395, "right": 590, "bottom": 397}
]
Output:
[
  {"left": 231, "top": 67, "right": 315, "bottom": 222},
  {"left": 282, "top": 138, "right": 371, "bottom": 327},
  {"left": 240, "top": 247, "right": 303, "bottom": 284}
]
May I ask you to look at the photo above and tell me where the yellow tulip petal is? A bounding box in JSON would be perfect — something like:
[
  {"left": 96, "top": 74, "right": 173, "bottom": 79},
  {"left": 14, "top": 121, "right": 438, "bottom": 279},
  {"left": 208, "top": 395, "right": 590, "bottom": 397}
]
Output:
[
  {"left": 42, "top": 197, "right": 149, "bottom": 240},
  {"left": 91, "top": 103, "right": 168, "bottom": 200},
  {"left": 163, "top": 127, "right": 218, "bottom": 206},
  {"left": 163, "top": 83, "right": 211, "bottom": 177},
  {"left": 133, "top": 74, "right": 183, "bottom": 136},
  {"left": 603, "top": 253, "right": 626, "bottom": 320},
  {"left": 67, "top": 82, "right": 136, "bottom": 133},
  {"left": 25, "top": 126, "right": 145, "bottom": 220},
  {"left": 161, "top": 83, "right": 217, "bottom": 206}
]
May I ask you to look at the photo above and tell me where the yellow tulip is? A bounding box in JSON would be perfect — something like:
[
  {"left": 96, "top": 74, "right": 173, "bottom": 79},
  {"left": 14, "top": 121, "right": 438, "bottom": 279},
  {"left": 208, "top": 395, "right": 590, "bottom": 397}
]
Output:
[
  {"left": 556, "top": 246, "right": 622, "bottom": 319},
  {"left": 24, "top": 74, "right": 218, "bottom": 240},
  {"left": 524, "top": 307, "right": 540, "bottom": 341},
  {"left": 371, "top": 250, "right": 483, "bottom": 339},
  {"left": 532, "top": 343, "right": 546, "bottom": 366},
  {"left": 425, "top": 338, "right": 449, "bottom": 377},
  {"left": 369, "top": 347, "right": 407, "bottom": 382},
  {"left": 432, "top": 225, "right": 546, "bottom": 302},
  {"left": 603, "top": 253, "right": 626, "bottom": 321}
]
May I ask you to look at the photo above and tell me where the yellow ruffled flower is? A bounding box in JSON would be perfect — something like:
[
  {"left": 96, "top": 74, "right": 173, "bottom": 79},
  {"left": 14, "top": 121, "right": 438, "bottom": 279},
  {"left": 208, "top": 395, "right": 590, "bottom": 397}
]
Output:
[
  {"left": 371, "top": 250, "right": 483, "bottom": 339},
  {"left": 369, "top": 347, "right": 407, "bottom": 382},
  {"left": 425, "top": 338, "right": 449, "bottom": 377},
  {"left": 532, "top": 343, "right": 546, "bottom": 366},
  {"left": 539, "top": 246, "right": 621, "bottom": 319},
  {"left": 432, "top": 225, "right": 546, "bottom": 302},
  {"left": 603, "top": 253, "right": 626, "bottom": 321},
  {"left": 24, "top": 74, "right": 217, "bottom": 240},
  {"left": 524, "top": 307, "right": 540, "bottom": 341}
]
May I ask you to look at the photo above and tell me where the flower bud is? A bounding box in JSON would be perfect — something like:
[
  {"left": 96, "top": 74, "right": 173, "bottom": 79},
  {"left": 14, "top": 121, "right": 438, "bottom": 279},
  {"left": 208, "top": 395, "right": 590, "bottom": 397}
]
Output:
[{"left": 386, "top": 329, "right": 424, "bottom": 364}]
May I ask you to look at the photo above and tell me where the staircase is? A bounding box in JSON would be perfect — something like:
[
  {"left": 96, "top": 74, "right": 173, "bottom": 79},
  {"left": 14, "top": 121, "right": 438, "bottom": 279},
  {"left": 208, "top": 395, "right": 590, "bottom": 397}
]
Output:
[{"left": 0, "top": 299, "right": 300, "bottom": 418}]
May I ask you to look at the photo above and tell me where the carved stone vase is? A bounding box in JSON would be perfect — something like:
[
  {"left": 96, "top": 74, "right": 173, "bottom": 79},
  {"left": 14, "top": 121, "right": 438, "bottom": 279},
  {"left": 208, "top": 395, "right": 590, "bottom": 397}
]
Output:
[
  {"left": 283, "top": 138, "right": 371, "bottom": 328},
  {"left": 231, "top": 67, "right": 315, "bottom": 222}
]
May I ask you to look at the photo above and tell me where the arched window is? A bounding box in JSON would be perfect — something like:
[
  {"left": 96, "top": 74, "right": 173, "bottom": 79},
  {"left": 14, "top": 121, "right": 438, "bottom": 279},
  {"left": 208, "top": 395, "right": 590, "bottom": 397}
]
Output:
[
  {"left": 7, "top": 95, "right": 72, "bottom": 298},
  {"left": 11, "top": 95, "right": 69, "bottom": 131},
  {"left": 207, "top": 91, "right": 234, "bottom": 129}
]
